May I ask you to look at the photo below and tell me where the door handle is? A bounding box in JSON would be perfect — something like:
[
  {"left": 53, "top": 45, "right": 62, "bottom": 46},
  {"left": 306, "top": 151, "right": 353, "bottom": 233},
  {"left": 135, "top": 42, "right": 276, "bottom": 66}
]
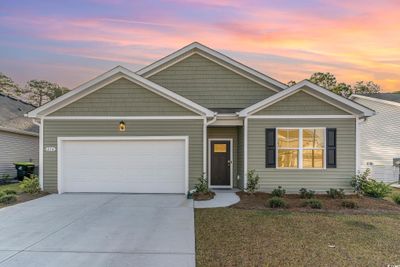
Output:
[{"left": 228, "top": 160, "right": 233, "bottom": 166}]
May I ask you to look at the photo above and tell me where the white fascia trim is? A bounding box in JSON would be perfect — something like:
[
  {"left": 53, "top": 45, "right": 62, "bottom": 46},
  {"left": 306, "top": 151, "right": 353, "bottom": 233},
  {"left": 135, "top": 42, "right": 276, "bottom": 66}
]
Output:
[
  {"left": 239, "top": 80, "right": 375, "bottom": 117},
  {"left": 39, "top": 118, "right": 43, "bottom": 190},
  {"left": 136, "top": 42, "right": 287, "bottom": 91},
  {"left": 350, "top": 94, "right": 400, "bottom": 108},
  {"left": 249, "top": 115, "right": 357, "bottom": 119},
  {"left": 57, "top": 136, "right": 190, "bottom": 194},
  {"left": 0, "top": 126, "right": 39, "bottom": 137},
  {"left": 27, "top": 66, "right": 215, "bottom": 118},
  {"left": 44, "top": 116, "right": 204, "bottom": 120}
]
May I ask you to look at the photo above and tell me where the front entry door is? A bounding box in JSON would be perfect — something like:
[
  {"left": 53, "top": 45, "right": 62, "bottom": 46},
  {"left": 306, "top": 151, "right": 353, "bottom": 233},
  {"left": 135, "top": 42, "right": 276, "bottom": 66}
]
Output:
[{"left": 210, "top": 140, "right": 232, "bottom": 187}]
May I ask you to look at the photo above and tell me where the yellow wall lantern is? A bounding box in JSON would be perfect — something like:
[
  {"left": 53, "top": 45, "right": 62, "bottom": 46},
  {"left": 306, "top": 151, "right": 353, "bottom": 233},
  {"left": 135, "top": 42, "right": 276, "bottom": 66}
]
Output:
[{"left": 119, "top": 121, "right": 126, "bottom": 132}]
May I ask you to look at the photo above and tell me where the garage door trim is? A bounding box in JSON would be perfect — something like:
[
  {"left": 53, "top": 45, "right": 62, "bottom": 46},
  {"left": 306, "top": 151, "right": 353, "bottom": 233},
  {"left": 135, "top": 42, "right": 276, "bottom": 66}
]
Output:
[{"left": 57, "top": 136, "right": 189, "bottom": 194}]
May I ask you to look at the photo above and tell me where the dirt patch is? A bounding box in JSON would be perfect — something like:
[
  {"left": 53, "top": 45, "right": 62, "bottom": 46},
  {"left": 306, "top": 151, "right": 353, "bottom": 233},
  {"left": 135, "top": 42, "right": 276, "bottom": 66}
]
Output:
[
  {"left": 232, "top": 191, "right": 400, "bottom": 214},
  {"left": 0, "top": 192, "right": 49, "bottom": 209}
]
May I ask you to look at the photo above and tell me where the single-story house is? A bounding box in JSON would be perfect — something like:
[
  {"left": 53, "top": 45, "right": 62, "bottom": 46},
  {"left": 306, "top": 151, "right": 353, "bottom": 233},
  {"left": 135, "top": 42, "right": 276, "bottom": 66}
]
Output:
[
  {"left": 0, "top": 93, "right": 39, "bottom": 177},
  {"left": 350, "top": 93, "right": 400, "bottom": 183},
  {"left": 27, "top": 42, "right": 374, "bottom": 194}
]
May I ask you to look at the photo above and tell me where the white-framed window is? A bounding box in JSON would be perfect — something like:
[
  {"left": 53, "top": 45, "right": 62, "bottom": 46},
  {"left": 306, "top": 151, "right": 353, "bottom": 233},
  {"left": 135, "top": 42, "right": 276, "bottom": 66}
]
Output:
[{"left": 276, "top": 128, "right": 326, "bottom": 169}]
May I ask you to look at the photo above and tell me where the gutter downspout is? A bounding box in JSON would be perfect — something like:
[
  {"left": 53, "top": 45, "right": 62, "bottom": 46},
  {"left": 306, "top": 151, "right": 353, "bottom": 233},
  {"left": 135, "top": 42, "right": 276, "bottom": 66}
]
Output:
[
  {"left": 203, "top": 114, "right": 217, "bottom": 180},
  {"left": 32, "top": 118, "right": 44, "bottom": 190}
]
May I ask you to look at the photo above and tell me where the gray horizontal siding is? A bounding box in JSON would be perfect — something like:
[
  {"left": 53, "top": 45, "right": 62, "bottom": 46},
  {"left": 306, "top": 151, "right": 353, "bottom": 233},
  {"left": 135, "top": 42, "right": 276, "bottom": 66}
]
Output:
[
  {"left": 43, "top": 120, "right": 203, "bottom": 193},
  {"left": 255, "top": 90, "right": 350, "bottom": 115},
  {"left": 248, "top": 119, "right": 356, "bottom": 193},
  {"left": 148, "top": 54, "right": 276, "bottom": 109},
  {"left": 50, "top": 78, "right": 196, "bottom": 116},
  {"left": 0, "top": 130, "right": 39, "bottom": 178}
]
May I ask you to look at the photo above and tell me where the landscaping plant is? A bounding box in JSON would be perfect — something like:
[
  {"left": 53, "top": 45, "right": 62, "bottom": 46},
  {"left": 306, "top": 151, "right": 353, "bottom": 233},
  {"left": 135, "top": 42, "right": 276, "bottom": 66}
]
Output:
[
  {"left": 271, "top": 186, "right": 286, "bottom": 197},
  {"left": 341, "top": 200, "right": 358, "bottom": 209},
  {"left": 3, "top": 189, "right": 17, "bottom": 195},
  {"left": 302, "top": 199, "right": 322, "bottom": 209},
  {"left": 0, "top": 194, "right": 17, "bottom": 204},
  {"left": 391, "top": 193, "right": 400, "bottom": 205},
  {"left": 246, "top": 169, "right": 260, "bottom": 194},
  {"left": 351, "top": 169, "right": 391, "bottom": 198},
  {"left": 326, "top": 188, "right": 345, "bottom": 199},
  {"left": 19, "top": 175, "right": 40, "bottom": 194},
  {"left": 268, "top": 197, "right": 287, "bottom": 208},
  {"left": 299, "top": 188, "right": 315, "bottom": 199}
]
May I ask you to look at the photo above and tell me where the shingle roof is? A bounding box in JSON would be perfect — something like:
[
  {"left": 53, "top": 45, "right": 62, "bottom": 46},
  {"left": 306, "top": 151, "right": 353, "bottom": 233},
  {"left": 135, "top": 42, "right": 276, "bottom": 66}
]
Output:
[
  {"left": 0, "top": 93, "right": 38, "bottom": 134},
  {"left": 361, "top": 93, "right": 400, "bottom": 103}
]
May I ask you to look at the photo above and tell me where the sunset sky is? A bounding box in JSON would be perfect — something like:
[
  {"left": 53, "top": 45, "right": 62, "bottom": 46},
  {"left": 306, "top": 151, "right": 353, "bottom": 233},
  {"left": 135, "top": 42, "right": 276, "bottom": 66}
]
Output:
[{"left": 1, "top": 0, "right": 399, "bottom": 91}]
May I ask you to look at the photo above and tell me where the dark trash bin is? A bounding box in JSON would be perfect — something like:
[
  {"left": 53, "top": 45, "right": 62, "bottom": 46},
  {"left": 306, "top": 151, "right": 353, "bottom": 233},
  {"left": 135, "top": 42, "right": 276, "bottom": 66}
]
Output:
[{"left": 14, "top": 162, "right": 35, "bottom": 181}]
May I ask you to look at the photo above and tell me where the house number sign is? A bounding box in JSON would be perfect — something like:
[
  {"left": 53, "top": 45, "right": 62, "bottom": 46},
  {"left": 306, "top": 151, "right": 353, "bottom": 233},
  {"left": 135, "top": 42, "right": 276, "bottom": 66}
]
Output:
[{"left": 45, "top": 146, "right": 56, "bottom": 152}]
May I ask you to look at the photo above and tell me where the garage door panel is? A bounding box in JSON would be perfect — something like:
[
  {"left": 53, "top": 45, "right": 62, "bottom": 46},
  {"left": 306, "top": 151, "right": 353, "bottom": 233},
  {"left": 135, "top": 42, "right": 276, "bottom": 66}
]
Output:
[{"left": 60, "top": 139, "right": 186, "bottom": 193}]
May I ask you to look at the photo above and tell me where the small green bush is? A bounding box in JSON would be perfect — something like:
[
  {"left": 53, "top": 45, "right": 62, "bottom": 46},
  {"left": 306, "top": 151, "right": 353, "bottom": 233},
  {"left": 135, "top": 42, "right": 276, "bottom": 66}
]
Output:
[
  {"left": 351, "top": 169, "right": 392, "bottom": 198},
  {"left": 302, "top": 199, "right": 322, "bottom": 209},
  {"left": 0, "top": 191, "right": 5, "bottom": 198},
  {"left": 341, "top": 200, "right": 358, "bottom": 209},
  {"left": 19, "top": 175, "right": 41, "bottom": 194},
  {"left": 268, "top": 197, "right": 287, "bottom": 208},
  {"left": 326, "top": 188, "right": 345, "bottom": 199},
  {"left": 3, "top": 189, "right": 17, "bottom": 195},
  {"left": 271, "top": 186, "right": 286, "bottom": 197},
  {"left": 391, "top": 193, "right": 400, "bottom": 205},
  {"left": 246, "top": 169, "right": 260, "bottom": 194},
  {"left": 194, "top": 173, "right": 210, "bottom": 193},
  {"left": 0, "top": 194, "right": 17, "bottom": 204},
  {"left": 299, "top": 188, "right": 315, "bottom": 199}
]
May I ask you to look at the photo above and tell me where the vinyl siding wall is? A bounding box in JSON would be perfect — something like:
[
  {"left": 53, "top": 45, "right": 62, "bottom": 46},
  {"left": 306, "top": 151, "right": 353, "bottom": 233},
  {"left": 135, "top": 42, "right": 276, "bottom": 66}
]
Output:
[
  {"left": 0, "top": 131, "right": 38, "bottom": 177},
  {"left": 353, "top": 97, "right": 400, "bottom": 183},
  {"left": 148, "top": 54, "right": 276, "bottom": 109},
  {"left": 43, "top": 120, "right": 203, "bottom": 193},
  {"left": 248, "top": 119, "right": 356, "bottom": 192}
]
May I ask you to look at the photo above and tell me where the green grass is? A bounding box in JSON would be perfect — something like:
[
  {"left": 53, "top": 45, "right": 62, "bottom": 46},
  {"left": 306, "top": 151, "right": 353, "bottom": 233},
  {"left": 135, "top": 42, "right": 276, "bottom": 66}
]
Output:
[
  {"left": 195, "top": 208, "right": 400, "bottom": 266},
  {"left": 386, "top": 187, "right": 400, "bottom": 203},
  {"left": 0, "top": 183, "right": 22, "bottom": 194}
]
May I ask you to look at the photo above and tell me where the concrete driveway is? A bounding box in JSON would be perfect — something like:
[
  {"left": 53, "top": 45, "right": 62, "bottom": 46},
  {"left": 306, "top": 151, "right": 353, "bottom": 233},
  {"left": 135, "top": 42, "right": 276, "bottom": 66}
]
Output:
[{"left": 0, "top": 194, "right": 195, "bottom": 267}]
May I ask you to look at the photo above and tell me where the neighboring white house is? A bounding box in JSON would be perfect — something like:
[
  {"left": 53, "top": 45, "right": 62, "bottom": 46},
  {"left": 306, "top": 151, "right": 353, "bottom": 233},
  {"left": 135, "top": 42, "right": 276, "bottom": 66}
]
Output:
[
  {"left": 0, "top": 93, "right": 39, "bottom": 178},
  {"left": 351, "top": 93, "right": 400, "bottom": 183}
]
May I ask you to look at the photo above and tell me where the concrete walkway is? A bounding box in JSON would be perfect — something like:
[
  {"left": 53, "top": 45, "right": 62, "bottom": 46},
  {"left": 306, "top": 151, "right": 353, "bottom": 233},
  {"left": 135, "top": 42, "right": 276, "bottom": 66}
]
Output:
[
  {"left": 194, "top": 189, "right": 240, "bottom": 208},
  {"left": 0, "top": 194, "right": 195, "bottom": 267}
]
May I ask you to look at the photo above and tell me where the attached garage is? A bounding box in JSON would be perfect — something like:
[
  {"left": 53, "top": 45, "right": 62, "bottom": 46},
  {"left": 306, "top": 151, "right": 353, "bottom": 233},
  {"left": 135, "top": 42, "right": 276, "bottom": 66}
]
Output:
[{"left": 57, "top": 137, "right": 188, "bottom": 194}]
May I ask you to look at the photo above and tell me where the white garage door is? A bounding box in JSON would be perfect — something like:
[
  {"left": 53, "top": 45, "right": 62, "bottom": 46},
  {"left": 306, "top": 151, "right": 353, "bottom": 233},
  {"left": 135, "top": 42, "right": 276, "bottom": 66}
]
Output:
[{"left": 59, "top": 138, "right": 187, "bottom": 193}]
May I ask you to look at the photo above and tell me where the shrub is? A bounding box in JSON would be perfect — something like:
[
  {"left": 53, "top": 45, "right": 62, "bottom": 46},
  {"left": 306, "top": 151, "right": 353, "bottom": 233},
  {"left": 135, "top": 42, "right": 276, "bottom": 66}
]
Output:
[
  {"left": 3, "top": 189, "right": 17, "bottom": 195},
  {"left": 341, "top": 200, "right": 358, "bottom": 209},
  {"left": 326, "top": 188, "right": 345, "bottom": 199},
  {"left": 246, "top": 169, "right": 260, "bottom": 194},
  {"left": 0, "top": 194, "right": 17, "bottom": 204},
  {"left": 302, "top": 199, "right": 322, "bottom": 209},
  {"left": 299, "top": 188, "right": 315, "bottom": 199},
  {"left": 0, "top": 191, "right": 4, "bottom": 198},
  {"left": 391, "top": 193, "right": 400, "bottom": 205},
  {"left": 271, "top": 186, "right": 286, "bottom": 197},
  {"left": 194, "top": 173, "right": 210, "bottom": 193},
  {"left": 19, "top": 175, "right": 41, "bottom": 194},
  {"left": 351, "top": 169, "right": 392, "bottom": 198},
  {"left": 268, "top": 197, "right": 287, "bottom": 208}
]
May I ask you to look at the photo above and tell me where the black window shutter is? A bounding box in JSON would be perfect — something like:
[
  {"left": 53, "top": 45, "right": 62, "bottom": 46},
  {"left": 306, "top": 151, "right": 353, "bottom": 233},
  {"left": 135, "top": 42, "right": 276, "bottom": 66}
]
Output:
[
  {"left": 265, "top": 128, "right": 276, "bottom": 168},
  {"left": 326, "top": 128, "right": 337, "bottom": 168}
]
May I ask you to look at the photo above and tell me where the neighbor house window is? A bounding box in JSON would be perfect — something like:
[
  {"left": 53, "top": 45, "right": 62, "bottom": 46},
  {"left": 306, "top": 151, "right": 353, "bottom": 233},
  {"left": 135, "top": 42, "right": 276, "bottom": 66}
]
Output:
[{"left": 277, "top": 128, "right": 325, "bottom": 169}]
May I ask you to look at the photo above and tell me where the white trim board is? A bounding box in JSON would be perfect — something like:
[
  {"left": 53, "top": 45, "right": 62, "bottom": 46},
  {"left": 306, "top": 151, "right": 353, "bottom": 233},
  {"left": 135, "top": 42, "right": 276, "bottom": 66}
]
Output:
[
  {"left": 44, "top": 116, "right": 204, "bottom": 120},
  {"left": 27, "top": 66, "right": 215, "bottom": 118},
  {"left": 248, "top": 115, "right": 356, "bottom": 119},
  {"left": 136, "top": 42, "right": 287, "bottom": 91},
  {"left": 239, "top": 80, "right": 375, "bottom": 117},
  {"left": 350, "top": 94, "right": 400, "bottom": 108},
  {"left": 57, "top": 136, "right": 189, "bottom": 194},
  {"left": 208, "top": 138, "right": 233, "bottom": 189}
]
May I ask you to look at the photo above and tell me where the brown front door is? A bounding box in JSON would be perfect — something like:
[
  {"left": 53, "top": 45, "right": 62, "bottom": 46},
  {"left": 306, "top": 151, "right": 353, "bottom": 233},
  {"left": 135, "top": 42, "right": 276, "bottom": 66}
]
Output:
[{"left": 210, "top": 140, "right": 231, "bottom": 187}]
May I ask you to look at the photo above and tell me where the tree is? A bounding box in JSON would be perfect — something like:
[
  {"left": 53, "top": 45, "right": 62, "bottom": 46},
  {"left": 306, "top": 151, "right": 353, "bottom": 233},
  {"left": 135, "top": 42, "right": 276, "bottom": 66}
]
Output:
[
  {"left": 24, "top": 80, "right": 69, "bottom": 106},
  {"left": 0, "top": 73, "right": 21, "bottom": 97},
  {"left": 331, "top": 82, "right": 353, "bottom": 98},
  {"left": 287, "top": 80, "right": 296, "bottom": 87},
  {"left": 309, "top": 72, "right": 337, "bottom": 90},
  {"left": 353, "top": 81, "right": 380, "bottom": 95}
]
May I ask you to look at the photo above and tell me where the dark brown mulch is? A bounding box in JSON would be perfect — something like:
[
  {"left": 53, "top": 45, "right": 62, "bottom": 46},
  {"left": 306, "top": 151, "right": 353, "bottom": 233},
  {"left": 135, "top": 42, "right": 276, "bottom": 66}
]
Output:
[
  {"left": 0, "top": 192, "right": 49, "bottom": 209},
  {"left": 193, "top": 191, "right": 215, "bottom": 201},
  {"left": 232, "top": 191, "right": 400, "bottom": 214}
]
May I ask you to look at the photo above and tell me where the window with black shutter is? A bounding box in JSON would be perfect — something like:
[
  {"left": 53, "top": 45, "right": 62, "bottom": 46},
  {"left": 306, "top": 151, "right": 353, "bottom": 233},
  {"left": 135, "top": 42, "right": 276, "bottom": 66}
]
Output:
[
  {"left": 265, "top": 128, "right": 276, "bottom": 168},
  {"left": 326, "top": 128, "right": 337, "bottom": 168}
]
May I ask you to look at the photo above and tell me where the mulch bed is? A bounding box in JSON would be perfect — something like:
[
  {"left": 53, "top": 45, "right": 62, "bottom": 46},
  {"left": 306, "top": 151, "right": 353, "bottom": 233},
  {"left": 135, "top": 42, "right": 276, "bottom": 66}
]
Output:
[
  {"left": 0, "top": 192, "right": 49, "bottom": 209},
  {"left": 193, "top": 191, "right": 215, "bottom": 201},
  {"left": 232, "top": 191, "right": 400, "bottom": 214}
]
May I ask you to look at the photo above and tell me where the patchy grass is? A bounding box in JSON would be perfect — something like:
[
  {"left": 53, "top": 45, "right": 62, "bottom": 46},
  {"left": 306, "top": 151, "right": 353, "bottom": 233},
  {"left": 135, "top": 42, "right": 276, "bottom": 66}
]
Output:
[
  {"left": 195, "top": 208, "right": 400, "bottom": 266},
  {"left": 386, "top": 187, "right": 400, "bottom": 204},
  {"left": 0, "top": 183, "right": 47, "bottom": 208}
]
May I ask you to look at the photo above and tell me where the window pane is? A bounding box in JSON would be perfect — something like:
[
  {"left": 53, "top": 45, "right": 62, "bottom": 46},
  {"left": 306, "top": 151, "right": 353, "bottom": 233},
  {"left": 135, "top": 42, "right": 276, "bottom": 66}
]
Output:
[
  {"left": 303, "top": 149, "right": 324, "bottom": 168},
  {"left": 303, "top": 129, "right": 324, "bottom": 148},
  {"left": 277, "top": 129, "right": 299, "bottom": 148},
  {"left": 214, "top": 144, "right": 227, "bottom": 153},
  {"left": 278, "top": 149, "right": 298, "bottom": 168}
]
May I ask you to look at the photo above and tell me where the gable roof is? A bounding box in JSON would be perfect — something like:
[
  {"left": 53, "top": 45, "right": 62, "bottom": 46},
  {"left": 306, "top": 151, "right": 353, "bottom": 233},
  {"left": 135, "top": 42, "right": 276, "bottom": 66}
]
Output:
[
  {"left": 27, "top": 66, "right": 215, "bottom": 118},
  {"left": 239, "top": 80, "right": 375, "bottom": 117},
  {"left": 136, "top": 42, "right": 288, "bottom": 92},
  {"left": 350, "top": 93, "right": 400, "bottom": 107},
  {"left": 0, "top": 93, "right": 38, "bottom": 136}
]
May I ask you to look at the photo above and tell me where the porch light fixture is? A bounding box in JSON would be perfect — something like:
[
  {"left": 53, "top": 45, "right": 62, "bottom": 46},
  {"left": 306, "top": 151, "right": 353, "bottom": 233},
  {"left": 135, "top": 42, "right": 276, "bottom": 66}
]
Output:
[{"left": 119, "top": 121, "right": 126, "bottom": 132}]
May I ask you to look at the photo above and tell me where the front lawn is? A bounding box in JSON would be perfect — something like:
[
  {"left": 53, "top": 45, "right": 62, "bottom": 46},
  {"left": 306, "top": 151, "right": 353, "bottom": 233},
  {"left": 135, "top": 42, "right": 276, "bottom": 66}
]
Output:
[{"left": 195, "top": 208, "right": 400, "bottom": 266}]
